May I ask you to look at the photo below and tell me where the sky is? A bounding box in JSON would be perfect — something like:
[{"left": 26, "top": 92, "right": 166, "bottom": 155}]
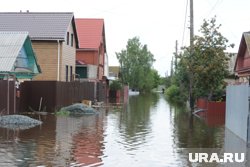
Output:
[{"left": 1, "top": 0, "right": 250, "bottom": 76}]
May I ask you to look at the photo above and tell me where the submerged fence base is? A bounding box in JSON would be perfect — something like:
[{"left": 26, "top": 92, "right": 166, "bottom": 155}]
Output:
[{"left": 19, "top": 81, "right": 106, "bottom": 113}]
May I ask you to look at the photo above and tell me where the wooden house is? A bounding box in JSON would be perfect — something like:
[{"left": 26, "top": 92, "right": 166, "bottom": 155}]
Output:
[
  {"left": 0, "top": 31, "right": 41, "bottom": 114},
  {"left": 235, "top": 32, "right": 250, "bottom": 80},
  {"left": 0, "top": 12, "right": 78, "bottom": 81},
  {"left": 0, "top": 31, "right": 40, "bottom": 79},
  {"left": 75, "top": 18, "right": 108, "bottom": 81}
]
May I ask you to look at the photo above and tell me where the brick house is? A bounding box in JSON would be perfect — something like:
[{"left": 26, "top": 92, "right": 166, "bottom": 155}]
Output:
[
  {"left": 75, "top": 18, "right": 108, "bottom": 81},
  {"left": 0, "top": 12, "right": 78, "bottom": 81}
]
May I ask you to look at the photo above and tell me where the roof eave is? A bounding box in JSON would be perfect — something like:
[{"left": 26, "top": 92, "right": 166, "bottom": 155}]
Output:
[
  {"left": 31, "top": 38, "right": 65, "bottom": 41},
  {"left": 77, "top": 48, "right": 99, "bottom": 51}
]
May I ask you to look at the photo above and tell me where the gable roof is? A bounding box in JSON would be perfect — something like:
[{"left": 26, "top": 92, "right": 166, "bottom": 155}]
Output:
[
  {"left": 0, "top": 12, "right": 77, "bottom": 42},
  {"left": 0, "top": 31, "right": 41, "bottom": 78},
  {"left": 234, "top": 32, "right": 250, "bottom": 72},
  {"left": 75, "top": 18, "right": 106, "bottom": 51}
]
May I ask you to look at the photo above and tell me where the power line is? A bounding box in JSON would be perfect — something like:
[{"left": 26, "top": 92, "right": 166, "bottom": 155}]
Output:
[
  {"left": 206, "top": 0, "right": 223, "bottom": 18},
  {"left": 181, "top": 0, "right": 189, "bottom": 47}
]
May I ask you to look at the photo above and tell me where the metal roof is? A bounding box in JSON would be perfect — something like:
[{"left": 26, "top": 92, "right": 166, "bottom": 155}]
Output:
[
  {"left": 0, "top": 32, "right": 27, "bottom": 72},
  {"left": 75, "top": 18, "right": 105, "bottom": 49},
  {"left": 0, "top": 12, "right": 74, "bottom": 40}
]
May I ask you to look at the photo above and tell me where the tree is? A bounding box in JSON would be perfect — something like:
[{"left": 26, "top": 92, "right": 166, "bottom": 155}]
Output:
[
  {"left": 167, "top": 17, "right": 234, "bottom": 108},
  {"left": 181, "top": 16, "right": 234, "bottom": 105},
  {"left": 116, "top": 37, "right": 156, "bottom": 92}
]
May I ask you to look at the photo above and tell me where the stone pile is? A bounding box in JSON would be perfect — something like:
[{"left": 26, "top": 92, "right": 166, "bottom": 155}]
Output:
[
  {"left": 60, "top": 103, "right": 97, "bottom": 116},
  {"left": 0, "top": 115, "right": 42, "bottom": 130}
]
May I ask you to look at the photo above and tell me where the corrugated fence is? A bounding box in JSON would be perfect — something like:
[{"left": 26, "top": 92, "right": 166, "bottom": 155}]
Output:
[
  {"left": 226, "top": 84, "right": 249, "bottom": 142},
  {"left": 0, "top": 80, "right": 107, "bottom": 114},
  {"left": 18, "top": 81, "right": 106, "bottom": 113},
  {"left": 0, "top": 80, "right": 16, "bottom": 115}
]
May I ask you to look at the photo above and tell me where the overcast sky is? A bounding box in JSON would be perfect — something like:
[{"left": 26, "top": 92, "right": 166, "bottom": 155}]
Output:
[{"left": 1, "top": 0, "right": 250, "bottom": 76}]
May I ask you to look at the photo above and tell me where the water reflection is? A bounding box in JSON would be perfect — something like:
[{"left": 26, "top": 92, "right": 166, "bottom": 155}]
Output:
[
  {"left": 170, "top": 105, "right": 224, "bottom": 148},
  {"left": 0, "top": 115, "right": 56, "bottom": 166},
  {"left": 0, "top": 93, "right": 240, "bottom": 166}
]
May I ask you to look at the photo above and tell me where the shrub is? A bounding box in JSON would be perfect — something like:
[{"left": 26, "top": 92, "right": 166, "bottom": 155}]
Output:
[
  {"left": 109, "top": 80, "right": 122, "bottom": 91},
  {"left": 165, "top": 85, "right": 187, "bottom": 104}
]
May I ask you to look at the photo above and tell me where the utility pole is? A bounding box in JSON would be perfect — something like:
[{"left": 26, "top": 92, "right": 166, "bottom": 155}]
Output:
[
  {"left": 174, "top": 40, "right": 178, "bottom": 72},
  {"left": 189, "top": 0, "right": 195, "bottom": 111},
  {"left": 190, "top": 0, "right": 194, "bottom": 47}
]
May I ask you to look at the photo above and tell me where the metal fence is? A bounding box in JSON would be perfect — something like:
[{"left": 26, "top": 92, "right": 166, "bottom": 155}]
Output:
[
  {"left": 226, "top": 84, "right": 249, "bottom": 142},
  {"left": 0, "top": 80, "right": 16, "bottom": 115},
  {"left": 19, "top": 81, "right": 106, "bottom": 113}
]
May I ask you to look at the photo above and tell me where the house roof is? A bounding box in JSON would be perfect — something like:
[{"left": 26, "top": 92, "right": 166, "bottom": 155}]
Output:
[
  {"left": 0, "top": 31, "right": 41, "bottom": 78},
  {"left": 75, "top": 18, "right": 105, "bottom": 50},
  {"left": 234, "top": 32, "right": 250, "bottom": 73},
  {"left": 0, "top": 12, "right": 77, "bottom": 41}
]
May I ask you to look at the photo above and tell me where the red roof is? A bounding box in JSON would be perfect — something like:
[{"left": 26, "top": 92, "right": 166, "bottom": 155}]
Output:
[{"left": 75, "top": 18, "right": 104, "bottom": 49}]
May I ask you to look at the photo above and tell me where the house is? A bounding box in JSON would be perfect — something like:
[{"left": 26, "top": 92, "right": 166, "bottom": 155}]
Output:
[
  {"left": 227, "top": 53, "right": 237, "bottom": 75},
  {"left": 0, "top": 12, "right": 78, "bottom": 81},
  {"left": 225, "top": 32, "right": 250, "bottom": 144},
  {"left": 0, "top": 31, "right": 40, "bottom": 79},
  {"left": 109, "top": 66, "right": 120, "bottom": 80},
  {"left": 234, "top": 32, "right": 250, "bottom": 82},
  {"left": 0, "top": 31, "right": 41, "bottom": 114},
  {"left": 75, "top": 18, "right": 108, "bottom": 81}
]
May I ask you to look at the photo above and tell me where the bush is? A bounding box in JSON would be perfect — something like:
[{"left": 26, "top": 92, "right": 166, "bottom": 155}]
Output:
[
  {"left": 109, "top": 80, "right": 122, "bottom": 91},
  {"left": 165, "top": 85, "right": 187, "bottom": 104}
]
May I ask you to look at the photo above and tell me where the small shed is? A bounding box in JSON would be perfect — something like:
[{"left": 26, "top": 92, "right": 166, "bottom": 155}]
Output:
[
  {"left": 0, "top": 31, "right": 41, "bottom": 79},
  {"left": 235, "top": 32, "right": 250, "bottom": 78}
]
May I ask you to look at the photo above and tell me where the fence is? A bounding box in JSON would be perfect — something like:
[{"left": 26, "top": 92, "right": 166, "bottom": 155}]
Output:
[
  {"left": 19, "top": 81, "right": 106, "bottom": 113},
  {"left": 226, "top": 84, "right": 250, "bottom": 143},
  {"left": 0, "top": 80, "right": 16, "bottom": 115}
]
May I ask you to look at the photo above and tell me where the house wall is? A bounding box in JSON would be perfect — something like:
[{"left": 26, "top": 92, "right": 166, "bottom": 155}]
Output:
[
  {"left": 98, "top": 42, "right": 105, "bottom": 80},
  {"left": 76, "top": 50, "right": 104, "bottom": 80},
  {"left": 226, "top": 84, "right": 249, "bottom": 142},
  {"left": 61, "top": 22, "right": 76, "bottom": 82},
  {"left": 32, "top": 21, "right": 76, "bottom": 82},
  {"left": 243, "top": 50, "right": 250, "bottom": 68},
  {"left": 76, "top": 50, "right": 98, "bottom": 65},
  {"left": 32, "top": 41, "right": 58, "bottom": 81},
  {"left": 87, "top": 64, "right": 98, "bottom": 79},
  {"left": 236, "top": 49, "right": 250, "bottom": 73}
]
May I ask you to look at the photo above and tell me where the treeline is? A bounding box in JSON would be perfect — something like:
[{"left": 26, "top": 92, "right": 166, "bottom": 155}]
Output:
[{"left": 116, "top": 37, "right": 161, "bottom": 92}]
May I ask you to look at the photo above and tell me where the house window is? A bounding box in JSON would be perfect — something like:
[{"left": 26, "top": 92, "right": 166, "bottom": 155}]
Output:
[
  {"left": 76, "top": 66, "right": 87, "bottom": 78},
  {"left": 70, "top": 66, "right": 73, "bottom": 81},
  {"left": 67, "top": 32, "right": 69, "bottom": 45},
  {"left": 66, "top": 65, "right": 68, "bottom": 82},
  {"left": 71, "top": 33, "right": 74, "bottom": 47}
]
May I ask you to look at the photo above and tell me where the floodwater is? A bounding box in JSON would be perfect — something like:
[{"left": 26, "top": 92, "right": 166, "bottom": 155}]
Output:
[{"left": 0, "top": 93, "right": 233, "bottom": 167}]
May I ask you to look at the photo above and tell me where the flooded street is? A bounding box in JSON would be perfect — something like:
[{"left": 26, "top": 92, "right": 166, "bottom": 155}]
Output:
[{"left": 0, "top": 94, "right": 226, "bottom": 166}]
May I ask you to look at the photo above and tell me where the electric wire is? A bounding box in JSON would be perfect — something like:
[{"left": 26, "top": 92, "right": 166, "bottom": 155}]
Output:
[{"left": 181, "top": 0, "right": 189, "bottom": 48}]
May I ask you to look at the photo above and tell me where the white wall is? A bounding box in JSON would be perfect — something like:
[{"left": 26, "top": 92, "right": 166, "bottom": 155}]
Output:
[{"left": 87, "top": 64, "right": 98, "bottom": 79}]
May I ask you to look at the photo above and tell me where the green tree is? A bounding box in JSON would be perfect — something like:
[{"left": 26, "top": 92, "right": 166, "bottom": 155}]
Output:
[
  {"left": 181, "top": 16, "right": 234, "bottom": 106},
  {"left": 116, "top": 37, "right": 156, "bottom": 92}
]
